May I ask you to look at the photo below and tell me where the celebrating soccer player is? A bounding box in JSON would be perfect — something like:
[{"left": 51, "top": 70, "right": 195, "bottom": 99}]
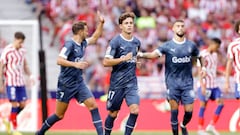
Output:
[
  {"left": 0, "top": 32, "right": 34, "bottom": 135},
  {"left": 197, "top": 38, "right": 223, "bottom": 135},
  {"left": 138, "top": 20, "right": 204, "bottom": 135},
  {"left": 103, "top": 12, "right": 141, "bottom": 135},
  {"left": 36, "top": 11, "right": 105, "bottom": 135}
]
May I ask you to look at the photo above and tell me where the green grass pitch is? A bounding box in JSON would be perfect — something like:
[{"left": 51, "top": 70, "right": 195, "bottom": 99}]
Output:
[{"left": 0, "top": 131, "right": 239, "bottom": 135}]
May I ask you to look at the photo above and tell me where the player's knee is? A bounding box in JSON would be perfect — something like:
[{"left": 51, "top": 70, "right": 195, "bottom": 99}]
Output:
[
  {"left": 10, "top": 101, "right": 19, "bottom": 107},
  {"left": 129, "top": 105, "right": 139, "bottom": 115},
  {"left": 109, "top": 111, "right": 118, "bottom": 118}
]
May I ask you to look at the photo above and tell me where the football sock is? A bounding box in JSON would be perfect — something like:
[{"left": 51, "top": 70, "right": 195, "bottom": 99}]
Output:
[
  {"left": 10, "top": 107, "right": 19, "bottom": 129},
  {"left": 125, "top": 113, "right": 138, "bottom": 135},
  {"left": 38, "top": 114, "right": 61, "bottom": 135},
  {"left": 104, "top": 115, "right": 116, "bottom": 135},
  {"left": 183, "top": 111, "right": 192, "bottom": 126},
  {"left": 212, "top": 104, "right": 224, "bottom": 124},
  {"left": 90, "top": 108, "right": 103, "bottom": 135},
  {"left": 198, "top": 107, "right": 205, "bottom": 128},
  {"left": 171, "top": 110, "right": 179, "bottom": 135}
]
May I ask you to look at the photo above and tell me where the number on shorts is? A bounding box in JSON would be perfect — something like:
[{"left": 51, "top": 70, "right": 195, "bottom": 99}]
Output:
[
  {"left": 205, "top": 89, "right": 212, "bottom": 100},
  {"left": 59, "top": 92, "right": 64, "bottom": 99},
  {"left": 108, "top": 90, "right": 115, "bottom": 100}
]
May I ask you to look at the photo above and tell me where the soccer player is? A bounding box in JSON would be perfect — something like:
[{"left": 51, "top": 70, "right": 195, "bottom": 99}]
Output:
[
  {"left": 0, "top": 32, "right": 34, "bottom": 135},
  {"left": 103, "top": 12, "right": 141, "bottom": 135},
  {"left": 197, "top": 38, "right": 223, "bottom": 135},
  {"left": 138, "top": 20, "right": 203, "bottom": 135},
  {"left": 225, "top": 20, "right": 240, "bottom": 100},
  {"left": 36, "top": 11, "right": 105, "bottom": 135}
]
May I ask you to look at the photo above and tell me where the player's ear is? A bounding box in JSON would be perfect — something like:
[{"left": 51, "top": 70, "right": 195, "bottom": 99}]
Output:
[{"left": 119, "top": 24, "right": 123, "bottom": 30}]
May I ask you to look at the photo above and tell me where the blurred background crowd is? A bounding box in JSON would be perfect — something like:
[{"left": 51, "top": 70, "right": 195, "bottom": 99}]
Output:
[{"left": 1, "top": 0, "right": 240, "bottom": 98}]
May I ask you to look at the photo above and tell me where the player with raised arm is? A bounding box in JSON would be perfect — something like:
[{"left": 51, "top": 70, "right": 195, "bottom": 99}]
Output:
[
  {"left": 0, "top": 32, "right": 34, "bottom": 135},
  {"left": 36, "top": 11, "right": 105, "bottom": 135},
  {"left": 138, "top": 20, "right": 204, "bottom": 135},
  {"left": 103, "top": 12, "right": 141, "bottom": 135},
  {"left": 225, "top": 20, "right": 240, "bottom": 100},
  {"left": 197, "top": 38, "right": 223, "bottom": 135}
]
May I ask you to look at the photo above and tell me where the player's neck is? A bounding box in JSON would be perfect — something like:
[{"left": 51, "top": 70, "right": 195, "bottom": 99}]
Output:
[
  {"left": 173, "top": 35, "right": 185, "bottom": 43},
  {"left": 121, "top": 32, "right": 133, "bottom": 40},
  {"left": 12, "top": 42, "right": 19, "bottom": 50},
  {"left": 207, "top": 47, "right": 214, "bottom": 53},
  {"left": 72, "top": 35, "right": 83, "bottom": 44}
]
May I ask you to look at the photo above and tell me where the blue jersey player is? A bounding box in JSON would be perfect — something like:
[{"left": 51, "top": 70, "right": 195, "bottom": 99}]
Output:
[
  {"left": 138, "top": 20, "right": 204, "bottom": 135},
  {"left": 36, "top": 11, "right": 105, "bottom": 135},
  {"left": 103, "top": 12, "right": 141, "bottom": 135}
]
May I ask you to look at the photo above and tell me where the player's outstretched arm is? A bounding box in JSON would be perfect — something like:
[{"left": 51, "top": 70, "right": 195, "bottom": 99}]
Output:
[
  {"left": 103, "top": 52, "right": 132, "bottom": 67},
  {"left": 87, "top": 11, "right": 105, "bottom": 45},
  {"left": 137, "top": 50, "right": 160, "bottom": 59}
]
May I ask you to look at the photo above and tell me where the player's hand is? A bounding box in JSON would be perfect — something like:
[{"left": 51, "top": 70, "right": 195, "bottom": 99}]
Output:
[
  {"left": 97, "top": 10, "right": 105, "bottom": 24},
  {"left": 200, "top": 68, "right": 206, "bottom": 78},
  {"left": 122, "top": 52, "right": 133, "bottom": 62},
  {"left": 74, "top": 61, "right": 89, "bottom": 69},
  {"left": 29, "top": 75, "right": 36, "bottom": 87},
  {"left": 0, "top": 85, "right": 5, "bottom": 94}
]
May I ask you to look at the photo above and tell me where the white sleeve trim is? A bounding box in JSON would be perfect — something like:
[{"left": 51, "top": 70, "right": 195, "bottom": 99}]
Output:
[{"left": 59, "top": 47, "right": 68, "bottom": 59}]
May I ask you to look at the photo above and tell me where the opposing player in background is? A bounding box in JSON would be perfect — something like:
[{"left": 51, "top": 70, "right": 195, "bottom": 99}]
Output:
[
  {"left": 197, "top": 38, "right": 223, "bottom": 135},
  {"left": 225, "top": 20, "right": 240, "bottom": 100},
  {"left": 138, "top": 20, "right": 204, "bottom": 135},
  {"left": 36, "top": 11, "right": 105, "bottom": 135},
  {"left": 0, "top": 32, "right": 34, "bottom": 135},
  {"left": 103, "top": 12, "right": 141, "bottom": 135}
]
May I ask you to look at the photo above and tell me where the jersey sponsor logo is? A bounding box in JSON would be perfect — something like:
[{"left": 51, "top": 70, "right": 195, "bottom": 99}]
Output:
[
  {"left": 74, "top": 57, "right": 84, "bottom": 62},
  {"left": 172, "top": 56, "right": 191, "bottom": 63}
]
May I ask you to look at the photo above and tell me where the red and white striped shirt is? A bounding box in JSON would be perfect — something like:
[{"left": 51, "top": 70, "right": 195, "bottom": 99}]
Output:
[
  {"left": 0, "top": 44, "right": 26, "bottom": 86},
  {"left": 227, "top": 38, "right": 240, "bottom": 83},
  {"left": 199, "top": 49, "right": 218, "bottom": 88}
]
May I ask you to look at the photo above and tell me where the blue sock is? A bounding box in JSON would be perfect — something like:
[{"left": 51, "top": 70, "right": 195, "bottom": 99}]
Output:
[
  {"left": 198, "top": 107, "right": 205, "bottom": 117},
  {"left": 215, "top": 104, "right": 224, "bottom": 115},
  {"left": 38, "top": 114, "right": 61, "bottom": 135},
  {"left": 104, "top": 115, "right": 116, "bottom": 135},
  {"left": 182, "top": 111, "right": 192, "bottom": 126},
  {"left": 171, "top": 110, "right": 179, "bottom": 135},
  {"left": 90, "top": 108, "right": 103, "bottom": 135},
  {"left": 125, "top": 113, "right": 138, "bottom": 135}
]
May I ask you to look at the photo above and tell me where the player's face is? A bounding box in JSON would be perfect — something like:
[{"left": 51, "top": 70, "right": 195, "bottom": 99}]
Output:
[
  {"left": 173, "top": 22, "right": 185, "bottom": 38},
  {"left": 15, "top": 39, "right": 24, "bottom": 49},
  {"left": 79, "top": 26, "right": 88, "bottom": 39},
  {"left": 120, "top": 17, "right": 134, "bottom": 34}
]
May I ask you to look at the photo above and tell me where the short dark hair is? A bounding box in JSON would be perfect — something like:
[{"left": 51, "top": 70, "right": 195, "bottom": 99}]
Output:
[
  {"left": 14, "top": 32, "right": 25, "bottom": 40},
  {"left": 234, "top": 20, "right": 240, "bottom": 34},
  {"left": 211, "top": 37, "right": 221, "bottom": 45},
  {"left": 72, "top": 21, "right": 87, "bottom": 35},
  {"left": 118, "top": 12, "right": 135, "bottom": 24}
]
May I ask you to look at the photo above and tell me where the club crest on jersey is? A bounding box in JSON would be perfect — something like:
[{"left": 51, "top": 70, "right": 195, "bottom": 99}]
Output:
[{"left": 172, "top": 56, "right": 191, "bottom": 63}]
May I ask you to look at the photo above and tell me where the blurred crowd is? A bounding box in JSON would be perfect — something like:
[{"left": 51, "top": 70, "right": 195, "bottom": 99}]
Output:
[{"left": 21, "top": 0, "right": 240, "bottom": 96}]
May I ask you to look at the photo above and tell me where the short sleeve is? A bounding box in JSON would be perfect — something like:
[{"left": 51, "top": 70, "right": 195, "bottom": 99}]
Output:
[
  {"left": 105, "top": 38, "right": 118, "bottom": 59},
  {"left": 59, "top": 41, "right": 73, "bottom": 59}
]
